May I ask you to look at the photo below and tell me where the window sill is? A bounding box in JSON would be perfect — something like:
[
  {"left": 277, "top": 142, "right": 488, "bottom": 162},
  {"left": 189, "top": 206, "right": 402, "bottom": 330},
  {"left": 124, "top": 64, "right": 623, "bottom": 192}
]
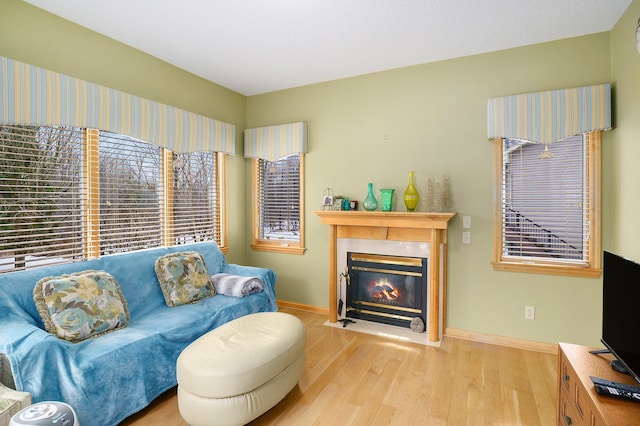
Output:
[
  {"left": 492, "top": 261, "right": 602, "bottom": 278},
  {"left": 251, "top": 243, "right": 306, "bottom": 255}
]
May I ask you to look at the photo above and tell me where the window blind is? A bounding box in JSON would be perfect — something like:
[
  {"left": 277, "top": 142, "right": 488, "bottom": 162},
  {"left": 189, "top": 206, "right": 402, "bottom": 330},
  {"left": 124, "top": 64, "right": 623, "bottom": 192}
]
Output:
[
  {"left": 99, "top": 132, "right": 162, "bottom": 254},
  {"left": 257, "top": 153, "right": 301, "bottom": 242},
  {"left": 0, "top": 125, "right": 85, "bottom": 272},
  {"left": 172, "top": 151, "right": 222, "bottom": 246},
  {"left": 501, "top": 135, "right": 589, "bottom": 264}
]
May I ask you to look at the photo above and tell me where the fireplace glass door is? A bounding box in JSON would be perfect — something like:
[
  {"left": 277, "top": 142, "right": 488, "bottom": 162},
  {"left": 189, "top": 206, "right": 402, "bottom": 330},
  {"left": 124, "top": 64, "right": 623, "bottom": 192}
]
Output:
[{"left": 346, "top": 252, "right": 427, "bottom": 329}]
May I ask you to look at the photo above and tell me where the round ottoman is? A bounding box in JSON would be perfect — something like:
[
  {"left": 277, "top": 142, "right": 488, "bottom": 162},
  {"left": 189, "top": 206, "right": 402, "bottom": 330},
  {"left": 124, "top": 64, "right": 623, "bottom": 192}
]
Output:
[{"left": 177, "top": 312, "right": 306, "bottom": 426}]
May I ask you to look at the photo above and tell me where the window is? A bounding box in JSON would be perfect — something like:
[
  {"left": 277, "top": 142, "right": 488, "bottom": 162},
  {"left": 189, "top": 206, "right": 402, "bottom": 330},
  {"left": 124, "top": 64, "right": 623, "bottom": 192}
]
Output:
[
  {"left": 0, "top": 125, "right": 225, "bottom": 273},
  {"left": 492, "top": 131, "right": 601, "bottom": 277},
  {"left": 252, "top": 153, "right": 305, "bottom": 254}
]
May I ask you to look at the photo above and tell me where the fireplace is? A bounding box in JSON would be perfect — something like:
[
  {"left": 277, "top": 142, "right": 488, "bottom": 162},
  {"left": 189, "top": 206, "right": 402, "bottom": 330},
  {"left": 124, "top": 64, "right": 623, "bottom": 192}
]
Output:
[
  {"left": 315, "top": 210, "right": 455, "bottom": 344},
  {"left": 346, "top": 252, "right": 427, "bottom": 330}
]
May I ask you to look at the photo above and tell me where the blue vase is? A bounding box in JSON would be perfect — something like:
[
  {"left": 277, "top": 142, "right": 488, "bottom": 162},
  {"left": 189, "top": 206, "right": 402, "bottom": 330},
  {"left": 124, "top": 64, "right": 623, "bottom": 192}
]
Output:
[{"left": 363, "top": 183, "right": 378, "bottom": 211}]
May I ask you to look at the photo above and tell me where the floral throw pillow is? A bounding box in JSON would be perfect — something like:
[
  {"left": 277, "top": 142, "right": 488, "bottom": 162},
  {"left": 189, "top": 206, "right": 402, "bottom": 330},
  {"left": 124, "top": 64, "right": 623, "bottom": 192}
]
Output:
[
  {"left": 154, "top": 251, "right": 215, "bottom": 307},
  {"left": 33, "top": 270, "right": 130, "bottom": 343}
]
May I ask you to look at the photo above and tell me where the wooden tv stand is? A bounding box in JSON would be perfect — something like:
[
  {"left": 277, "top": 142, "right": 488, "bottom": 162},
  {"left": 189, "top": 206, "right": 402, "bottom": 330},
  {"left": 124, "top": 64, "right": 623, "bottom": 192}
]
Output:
[{"left": 558, "top": 342, "right": 640, "bottom": 425}]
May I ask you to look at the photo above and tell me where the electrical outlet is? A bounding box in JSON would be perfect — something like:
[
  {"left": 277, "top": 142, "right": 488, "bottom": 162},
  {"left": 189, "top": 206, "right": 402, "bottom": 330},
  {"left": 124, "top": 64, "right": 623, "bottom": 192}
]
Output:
[
  {"left": 462, "top": 231, "right": 471, "bottom": 244},
  {"left": 525, "top": 306, "right": 535, "bottom": 320}
]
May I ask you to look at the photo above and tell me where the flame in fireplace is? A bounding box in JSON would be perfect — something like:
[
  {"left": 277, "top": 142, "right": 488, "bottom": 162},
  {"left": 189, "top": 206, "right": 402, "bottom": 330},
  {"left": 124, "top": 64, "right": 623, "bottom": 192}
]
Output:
[{"left": 371, "top": 278, "right": 400, "bottom": 301}]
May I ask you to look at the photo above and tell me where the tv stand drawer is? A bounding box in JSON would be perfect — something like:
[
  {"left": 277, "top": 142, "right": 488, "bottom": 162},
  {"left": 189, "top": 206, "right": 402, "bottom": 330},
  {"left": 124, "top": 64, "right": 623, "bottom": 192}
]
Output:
[{"left": 558, "top": 351, "right": 592, "bottom": 425}]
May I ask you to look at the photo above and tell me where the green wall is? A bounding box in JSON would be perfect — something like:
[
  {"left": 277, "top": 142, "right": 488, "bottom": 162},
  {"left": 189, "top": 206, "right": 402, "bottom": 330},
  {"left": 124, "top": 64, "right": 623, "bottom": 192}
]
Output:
[
  {"left": 0, "top": 0, "right": 249, "bottom": 264},
  {"left": 246, "top": 34, "right": 613, "bottom": 346},
  {"left": 610, "top": 0, "right": 640, "bottom": 262},
  {"left": 4, "top": 0, "right": 639, "bottom": 346}
]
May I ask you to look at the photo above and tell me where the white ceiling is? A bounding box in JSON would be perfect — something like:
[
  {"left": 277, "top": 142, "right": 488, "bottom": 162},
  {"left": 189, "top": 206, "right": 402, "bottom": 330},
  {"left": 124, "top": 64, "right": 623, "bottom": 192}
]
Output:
[{"left": 24, "top": 0, "right": 632, "bottom": 96}]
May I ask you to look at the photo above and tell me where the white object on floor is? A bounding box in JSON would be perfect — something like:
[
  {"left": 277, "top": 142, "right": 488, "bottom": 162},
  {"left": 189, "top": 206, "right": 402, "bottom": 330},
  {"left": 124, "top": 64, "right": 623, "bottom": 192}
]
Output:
[
  {"left": 0, "top": 383, "right": 31, "bottom": 426},
  {"left": 9, "top": 401, "right": 77, "bottom": 426}
]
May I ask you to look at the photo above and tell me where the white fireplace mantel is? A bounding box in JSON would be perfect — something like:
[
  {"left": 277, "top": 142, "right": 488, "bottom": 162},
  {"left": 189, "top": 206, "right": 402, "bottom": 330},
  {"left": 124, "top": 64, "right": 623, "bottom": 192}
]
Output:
[{"left": 315, "top": 210, "right": 456, "bottom": 343}]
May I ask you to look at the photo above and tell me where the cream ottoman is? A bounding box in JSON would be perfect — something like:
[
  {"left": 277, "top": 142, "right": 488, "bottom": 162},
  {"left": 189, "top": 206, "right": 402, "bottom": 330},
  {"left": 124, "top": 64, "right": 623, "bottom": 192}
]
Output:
[{"left": 177, "top": 312, "right": 306, "bottom": 426}]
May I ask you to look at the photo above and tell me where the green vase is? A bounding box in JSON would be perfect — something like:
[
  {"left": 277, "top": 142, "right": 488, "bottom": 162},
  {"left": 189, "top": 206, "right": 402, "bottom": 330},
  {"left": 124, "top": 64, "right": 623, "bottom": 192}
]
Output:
[
  {"left": 403, "top": 171, "right": 419, "bottom": 212},
  {"left": 380, "top": 188, "right": 394, "bottom": 212},
  {"left": 363, "top": 183, "right": 378, "bottom": 211}
]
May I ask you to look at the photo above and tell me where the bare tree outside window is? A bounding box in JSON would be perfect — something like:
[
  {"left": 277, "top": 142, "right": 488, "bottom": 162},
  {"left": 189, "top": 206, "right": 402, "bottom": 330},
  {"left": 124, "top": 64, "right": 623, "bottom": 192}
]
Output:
[
  {"left": 99, "top": 132, "right": 162, "bottom": 254},
  {"left": 173, "top": 151, "right": 220, "bottom": 245},
  {"left": 0, "top": 126, "right": 83, "bottom": 271},
  {"left": 251, "top": 152, "right": 305, "bottom": 255},
  {"left": 258, "top": 155, "right": 300, "bottom": 241}
]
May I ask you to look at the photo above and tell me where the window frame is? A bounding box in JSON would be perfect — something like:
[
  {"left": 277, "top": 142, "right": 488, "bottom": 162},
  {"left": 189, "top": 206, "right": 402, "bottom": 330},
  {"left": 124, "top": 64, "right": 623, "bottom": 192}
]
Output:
[
  {"left": 251, "top": 153, "right": 305, "bottom": 255},
  {"left": 491, "top": 131, "right": 601, "bottom": 277}
]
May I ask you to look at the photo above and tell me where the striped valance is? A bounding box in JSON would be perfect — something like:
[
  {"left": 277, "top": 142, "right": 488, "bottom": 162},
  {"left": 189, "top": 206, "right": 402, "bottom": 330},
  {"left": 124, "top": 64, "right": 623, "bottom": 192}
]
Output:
[
  {"left": 0, "top": 56, "right": 235, "bottom": 154},
  {"left": 487, "top": 84, "right": 611, "bottom": 144},
  {"left": 244, "top": 121, "right": 307, "bottom": 161}
]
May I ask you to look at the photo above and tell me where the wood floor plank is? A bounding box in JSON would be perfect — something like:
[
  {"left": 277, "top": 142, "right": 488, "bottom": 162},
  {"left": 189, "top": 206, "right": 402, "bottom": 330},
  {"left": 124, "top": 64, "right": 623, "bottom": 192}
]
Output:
[
  {"left": 387, "top": 347, "right": 429, "bottom": 425},
  {"left": 522, "top": 348, "right": 558, "bottom": 425},
  {"left": 428, "top": 339, "right": 458, "bottom": 423},
  {"left": 480, "top": 344, "right": 505, "bottom": 425},
  {"left": 310, "top": 383, "right": 361, "bottom": 426},
  {"left": 121, "top": 308, "right": 558, "bottom": 425},
  {"left": 347, "top": 340, "right": 393, "bottom": 407},
  {"left": 381, "top": 344, "right": 421, "bottom": 407}
]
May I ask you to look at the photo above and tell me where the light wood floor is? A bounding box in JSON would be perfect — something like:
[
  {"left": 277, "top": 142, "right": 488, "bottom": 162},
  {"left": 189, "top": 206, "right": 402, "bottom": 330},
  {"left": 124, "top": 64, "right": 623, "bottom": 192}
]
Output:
[{"left": 121, "top": 308, "right": 558, "bottom": 425}]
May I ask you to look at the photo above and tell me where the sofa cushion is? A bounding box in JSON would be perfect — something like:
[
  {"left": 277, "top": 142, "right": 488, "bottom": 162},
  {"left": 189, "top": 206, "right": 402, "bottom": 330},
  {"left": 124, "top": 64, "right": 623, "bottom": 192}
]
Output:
[
  {"left": 33, "top": 270, "right": 130, "bottom": 343},
  {"left": 154, "top": 251, "right": 215, "bottom": 307}
]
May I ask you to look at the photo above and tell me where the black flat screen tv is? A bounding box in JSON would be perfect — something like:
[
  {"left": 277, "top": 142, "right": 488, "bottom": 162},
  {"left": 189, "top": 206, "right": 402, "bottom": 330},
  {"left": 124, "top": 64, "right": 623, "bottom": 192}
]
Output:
[{"left": 601, "top": 251, "right": 640, "bottom": 384}]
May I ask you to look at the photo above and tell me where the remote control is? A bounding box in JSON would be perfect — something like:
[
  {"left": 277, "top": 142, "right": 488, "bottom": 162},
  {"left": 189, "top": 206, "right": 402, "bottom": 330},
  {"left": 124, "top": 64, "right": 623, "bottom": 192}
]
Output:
[{"left": 590, "top": 376, "right": 640, "bottom": 402}]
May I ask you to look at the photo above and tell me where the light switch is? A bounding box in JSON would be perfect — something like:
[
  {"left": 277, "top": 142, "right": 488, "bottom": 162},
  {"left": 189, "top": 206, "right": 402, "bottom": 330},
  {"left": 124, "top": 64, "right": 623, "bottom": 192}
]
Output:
[{"left": 463, "top": 215, "right": 471, "bottom": 229}]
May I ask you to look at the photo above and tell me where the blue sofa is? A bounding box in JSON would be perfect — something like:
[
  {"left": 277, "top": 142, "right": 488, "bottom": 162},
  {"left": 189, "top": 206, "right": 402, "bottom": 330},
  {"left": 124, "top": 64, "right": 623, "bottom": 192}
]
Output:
[{"left": 0, "top": 242, "right": 277, "bottom": 426}]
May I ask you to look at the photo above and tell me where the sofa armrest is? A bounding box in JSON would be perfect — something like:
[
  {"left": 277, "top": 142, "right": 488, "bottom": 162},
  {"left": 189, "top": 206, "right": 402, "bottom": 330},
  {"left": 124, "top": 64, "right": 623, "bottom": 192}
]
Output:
[
  {"left": 0, "top": 315, "right": 49, "bottom": 394},
  {"left": 221, "top": 264, "right": 277, "bottom": 310},
  {"left": 0, "top": 316, "right": 46, "bottom": 349}
]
